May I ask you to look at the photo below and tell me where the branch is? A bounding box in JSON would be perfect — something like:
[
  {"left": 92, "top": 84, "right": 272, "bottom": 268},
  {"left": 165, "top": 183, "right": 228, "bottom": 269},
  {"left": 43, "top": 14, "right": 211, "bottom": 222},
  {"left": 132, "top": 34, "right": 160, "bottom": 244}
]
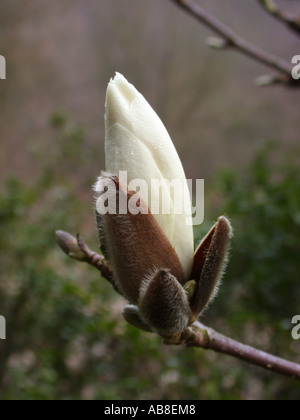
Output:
[
  {"left": 180, "top": 322, "right": 300, "bottom": 380},
  {"left": 55, "top": 230, "right": 122, "bottom": 295},
  {"left": 170, "top": 0, "right": 298, "bottom": 88},
  {"left": 257, "top": 0, "right": 300, "bottom": 36},
  {"left": 56, "top": 231, "right": 300, "bottom": 380}
]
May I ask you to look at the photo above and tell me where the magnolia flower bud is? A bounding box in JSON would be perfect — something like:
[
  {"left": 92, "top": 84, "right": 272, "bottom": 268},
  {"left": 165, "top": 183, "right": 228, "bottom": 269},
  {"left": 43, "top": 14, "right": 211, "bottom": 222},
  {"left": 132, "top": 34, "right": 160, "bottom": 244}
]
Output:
[
  {"left": 92, "top": 74, "right": 233, "bottom": 337},
  {"left": 104, "top": 73, "right": 194, "bottom": 280}
]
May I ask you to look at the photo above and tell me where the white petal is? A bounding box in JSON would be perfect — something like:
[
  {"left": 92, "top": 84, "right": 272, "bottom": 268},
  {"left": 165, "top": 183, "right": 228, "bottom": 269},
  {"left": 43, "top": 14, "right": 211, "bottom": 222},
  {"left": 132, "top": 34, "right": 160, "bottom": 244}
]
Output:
[{"left": 104, "top": 73, "right": 194, "bottom": 279}]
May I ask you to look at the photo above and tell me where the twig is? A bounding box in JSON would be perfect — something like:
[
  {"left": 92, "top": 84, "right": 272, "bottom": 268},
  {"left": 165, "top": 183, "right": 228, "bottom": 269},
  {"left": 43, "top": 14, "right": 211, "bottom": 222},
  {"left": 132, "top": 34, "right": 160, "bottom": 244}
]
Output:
[
  {"left": 56, "top": 231, "right": 300, "bottom": 380},
  {"left": 55, "top": 230, "right": 122, "bottom": 295},
  {"left": 180, "top": 322, "right": 300, "bottom": 380},
  {"left": 257, "top": 0, "right": 300, "bottom": 35},
  {"left": 76, "top": 234, "right": 113, "bottom": 281},
  {"left": 170, "top": 0, "right": 298, "bottom": 87}
]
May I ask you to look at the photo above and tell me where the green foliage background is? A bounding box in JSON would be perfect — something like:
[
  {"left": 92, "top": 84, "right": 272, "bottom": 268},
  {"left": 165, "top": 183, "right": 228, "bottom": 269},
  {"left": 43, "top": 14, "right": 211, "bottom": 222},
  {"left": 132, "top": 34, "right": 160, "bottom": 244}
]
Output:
[{"left": 0, "top": 117, "right": 299, "bottom": 400}]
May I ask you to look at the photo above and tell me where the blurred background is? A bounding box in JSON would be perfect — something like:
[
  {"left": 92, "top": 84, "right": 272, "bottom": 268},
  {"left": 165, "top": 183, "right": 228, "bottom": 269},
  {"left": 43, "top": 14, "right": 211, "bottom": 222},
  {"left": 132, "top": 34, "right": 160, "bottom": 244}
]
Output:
[{"left": 0, "top": 0, "right": 299, "bottom": 400}]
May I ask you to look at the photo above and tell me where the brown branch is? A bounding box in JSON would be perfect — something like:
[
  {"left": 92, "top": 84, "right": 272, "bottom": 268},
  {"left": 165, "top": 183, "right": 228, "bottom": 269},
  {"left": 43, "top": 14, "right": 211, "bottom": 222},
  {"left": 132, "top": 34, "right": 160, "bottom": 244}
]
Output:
[
  {"left": 55, "top": 230, "right": 122, "bottom": 295},
  {"left": 257, "top": 0, "right": 300, "bottom": 35},
  {"left": 56, "top": 231, "right": 300, "bottom": 380},
  {"left": 170, "top": 0, "right": 298, "bottom": 87},
  {"left": 180, "top": 322, "right": 300, "bottom": 380},
  {"left": 76, "top": 233, "right": 113, "bottom": 281}
]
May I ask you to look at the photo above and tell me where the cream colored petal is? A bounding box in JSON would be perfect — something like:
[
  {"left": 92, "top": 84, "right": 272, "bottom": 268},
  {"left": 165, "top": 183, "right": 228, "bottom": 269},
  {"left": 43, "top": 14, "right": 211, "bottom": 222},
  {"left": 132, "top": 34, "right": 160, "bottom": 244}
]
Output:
[{"left": 104, "top": 73, "right": 194, "bottom": 279}]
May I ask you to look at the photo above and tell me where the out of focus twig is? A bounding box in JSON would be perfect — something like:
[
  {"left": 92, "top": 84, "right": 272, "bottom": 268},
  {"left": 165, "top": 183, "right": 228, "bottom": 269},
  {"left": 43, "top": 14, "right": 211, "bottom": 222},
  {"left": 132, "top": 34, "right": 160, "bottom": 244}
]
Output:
[
  {"left": 56, "top": 231, "right": 300, "bottom": 380},
  {"left": 170, "top": 0, "right": 299, "bottom": 88},
  {"left": 257, "top": 0, "right": 300, "bottom": 35}
]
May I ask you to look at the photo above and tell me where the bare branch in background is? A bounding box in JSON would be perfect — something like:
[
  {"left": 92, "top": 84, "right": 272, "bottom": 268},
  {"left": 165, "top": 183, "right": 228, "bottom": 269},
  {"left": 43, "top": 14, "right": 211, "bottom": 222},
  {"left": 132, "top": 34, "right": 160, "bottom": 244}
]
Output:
[
  {"left": 56, "top": 231, "right": 300, "bottom": 380},
  {"left": 170, "top": 0, "right": 299, "bottom": 88},
  {"left": 257, "top": 0, "right": 300, "bottom": 35}
]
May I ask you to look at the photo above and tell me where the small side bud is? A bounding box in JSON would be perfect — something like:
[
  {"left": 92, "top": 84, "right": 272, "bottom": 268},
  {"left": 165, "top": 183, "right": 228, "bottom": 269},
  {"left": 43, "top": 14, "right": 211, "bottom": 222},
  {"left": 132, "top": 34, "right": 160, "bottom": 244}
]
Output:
[
  {"left": 55, "top": 231, "right": 88, "bottom": 262},
  {"left": 255, "top": 74, "right": 288, "bottom": 87},
  {"left": 206, "top": 36, "right": 229, "bottom": 49},
  {"left": 139, "top": 269, "right": 192, "bottom": 337},
  {"left": 122, "top": 305, "right": 153, "bottom": 332},
  {"left": 255, "top": 74, "right": 277, "bottom": 87},
  {"left": 259, "top": 0, "right": 277, "bottom": 14},
  {"left": 184, "top": 280, "right": 197, "bottom": 302}
]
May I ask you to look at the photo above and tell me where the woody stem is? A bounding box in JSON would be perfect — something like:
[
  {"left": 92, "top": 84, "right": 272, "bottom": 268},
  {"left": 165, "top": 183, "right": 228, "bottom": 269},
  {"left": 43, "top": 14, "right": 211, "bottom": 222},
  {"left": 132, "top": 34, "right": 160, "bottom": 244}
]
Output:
[{"left": 184, "top": 321, "right": 300, "bottom": 380}]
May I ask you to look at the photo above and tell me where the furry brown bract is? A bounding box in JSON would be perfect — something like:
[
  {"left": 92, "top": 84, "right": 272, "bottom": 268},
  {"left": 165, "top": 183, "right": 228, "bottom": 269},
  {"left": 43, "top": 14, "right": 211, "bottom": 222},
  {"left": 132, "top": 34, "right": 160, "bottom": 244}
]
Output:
[
  {"left": 190, "top": 216, "right": 233, "bottom": 317},
  {"left": 95, "top": 174, "right": 185, "bottom": 305},
  {"left": 95, "top": 173, "right": 232, "bottom": 337},
  {"left": 139, "top": 269, "right": 192, "bottom": 336}
]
